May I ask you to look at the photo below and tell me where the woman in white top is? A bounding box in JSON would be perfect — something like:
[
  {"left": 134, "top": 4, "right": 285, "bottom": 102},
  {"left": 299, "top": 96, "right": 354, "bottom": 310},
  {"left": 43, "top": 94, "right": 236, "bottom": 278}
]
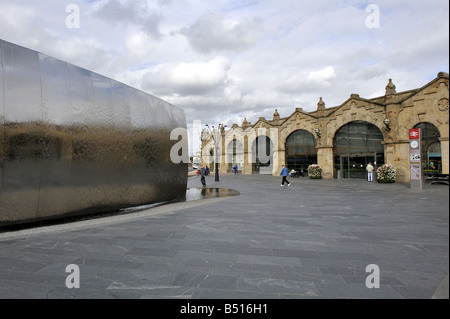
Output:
[{"left": 366, "top": 163, "right": 375, "bottom": 182}]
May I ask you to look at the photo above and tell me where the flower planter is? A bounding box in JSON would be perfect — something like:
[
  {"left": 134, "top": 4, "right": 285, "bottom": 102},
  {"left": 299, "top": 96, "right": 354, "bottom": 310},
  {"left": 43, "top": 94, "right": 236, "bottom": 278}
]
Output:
[
  {"left": 308, "top": 164, "right": 323, "bottom": 179},
  {"left": 377, "top": 164, "right": 396, "bottom": 183}
]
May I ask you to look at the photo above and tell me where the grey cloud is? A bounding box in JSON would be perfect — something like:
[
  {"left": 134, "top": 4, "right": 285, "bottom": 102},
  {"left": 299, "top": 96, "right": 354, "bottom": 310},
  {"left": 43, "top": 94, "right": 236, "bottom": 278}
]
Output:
[
  {"left": 179, "top": 10, "right": 261, "bottom": 54},
  {"left": 94, "top": 0, "right": 162, "bottom": 38}
]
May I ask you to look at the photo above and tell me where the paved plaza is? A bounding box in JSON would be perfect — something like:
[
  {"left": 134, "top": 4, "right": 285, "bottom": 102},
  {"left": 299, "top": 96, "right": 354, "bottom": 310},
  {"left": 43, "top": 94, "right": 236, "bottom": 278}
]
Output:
[{"left": 0, "top": 174, "right": 448, "bottom": 299}]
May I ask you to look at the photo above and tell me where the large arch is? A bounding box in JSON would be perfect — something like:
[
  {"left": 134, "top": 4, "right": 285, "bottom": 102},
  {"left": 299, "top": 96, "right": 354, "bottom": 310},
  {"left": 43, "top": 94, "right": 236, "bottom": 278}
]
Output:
[
  {"left": 251, "top": 135, "right": 273, "bottom": 174},
  {"left": 414, "top": 122, "right": 442, "bottom": 177},
  {"left": 226, "top": 139, "right": 244, "bottom": 172},
  {"left": 285, "top": 129, "right": 318, "bottom": 173},
  {"left": 333, "top": 121, "right": 385, "bottom": 179}
]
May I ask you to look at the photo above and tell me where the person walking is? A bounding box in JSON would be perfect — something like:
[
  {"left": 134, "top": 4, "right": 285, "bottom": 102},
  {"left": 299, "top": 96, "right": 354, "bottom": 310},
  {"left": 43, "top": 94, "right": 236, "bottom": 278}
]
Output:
[
  {"left": 366, "top": 162, "right": 375, "bottom": 182},
  {"left": 199, "top": 165, "right": 207, "bottom": 188},
  {"left": 280, "top": 165, "right": 291, "bottom": 187},
  {"left": 233, "top": 164, "right": 238, "bottom": 175}
]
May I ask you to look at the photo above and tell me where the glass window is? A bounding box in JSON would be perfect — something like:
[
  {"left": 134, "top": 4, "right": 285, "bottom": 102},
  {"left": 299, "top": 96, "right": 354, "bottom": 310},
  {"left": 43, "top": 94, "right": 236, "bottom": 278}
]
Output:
[
  {"left": 334, "top": 121, "right": 384, "bottom": 156},
  {"left": 227, "top": 139, "right": 244, "bottom": 170},
  {"left": 252, "top": 136, "right": 272, "bottom": 173},
  {"left": 285, "top": 130, "right": 317, "bottom": 172},
  {"left": 414, "top": 123, "right": 441, "bottom": 176},
  {"left": 334, "top": 121, "right": 385, "bottom": 179}
]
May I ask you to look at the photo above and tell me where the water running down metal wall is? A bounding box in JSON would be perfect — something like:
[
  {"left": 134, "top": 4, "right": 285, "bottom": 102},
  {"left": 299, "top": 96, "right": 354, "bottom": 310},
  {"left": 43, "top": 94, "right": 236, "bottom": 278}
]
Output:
[{"left": 0, "top": 39, "right": 188, "bottom": 226}]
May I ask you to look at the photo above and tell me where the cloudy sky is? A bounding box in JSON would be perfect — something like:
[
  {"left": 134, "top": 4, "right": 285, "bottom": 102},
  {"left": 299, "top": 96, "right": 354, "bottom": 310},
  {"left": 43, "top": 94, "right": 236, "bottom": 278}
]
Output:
[{"left": 0, "top": 0, "right": 449, "bottom": 154}]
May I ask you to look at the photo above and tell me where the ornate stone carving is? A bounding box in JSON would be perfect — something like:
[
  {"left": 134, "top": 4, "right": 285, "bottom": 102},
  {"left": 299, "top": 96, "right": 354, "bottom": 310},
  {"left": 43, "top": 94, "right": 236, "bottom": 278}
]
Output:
[
  {"left": 385, "top": 78, "right": 397, "bottom": 95},
  {"left": 273, "top": 109, "right": 280, "bottom": 120},
  {"left": 317, "top": 97, "right": 325, "bottom": 111},
  {"left": 438, "top": 98, "right": 449, "bottom": 112}
]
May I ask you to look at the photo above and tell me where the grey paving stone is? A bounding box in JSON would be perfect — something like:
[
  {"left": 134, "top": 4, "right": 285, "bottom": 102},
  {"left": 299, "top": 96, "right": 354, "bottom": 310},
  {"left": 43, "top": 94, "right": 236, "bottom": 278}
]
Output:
[
  {"left": 236, "top": 254, "right": 301, "bottom": 267},
  {"left": 271, "top": 249, "right": 320, "bottom": 259},
  {"left": 0, "top": 174, "right": 447, "bottom": 299},
  {"left": 126, "top": 247, "right": 178, "bottom": 258},
  {"left": 196, "top": 275, "right": 238, "bottom": 290},
  {"left": 192, "top": 288, "right": 277, "bottom": 299},
  {"left": 0, "top": 258, "right": 47, "bottom": 272},
  {"left": 315, "top": 282, "right": 404, "bottom": 299},
  {"left": 237, "top": 277, "right": 320, "bottom": 297}
]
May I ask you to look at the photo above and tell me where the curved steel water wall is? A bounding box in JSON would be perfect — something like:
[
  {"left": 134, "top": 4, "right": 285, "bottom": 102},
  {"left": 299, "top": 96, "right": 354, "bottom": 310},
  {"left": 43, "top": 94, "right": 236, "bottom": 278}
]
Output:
[{"left": 0, "top": 40, "right": 188, "bottom": 226}]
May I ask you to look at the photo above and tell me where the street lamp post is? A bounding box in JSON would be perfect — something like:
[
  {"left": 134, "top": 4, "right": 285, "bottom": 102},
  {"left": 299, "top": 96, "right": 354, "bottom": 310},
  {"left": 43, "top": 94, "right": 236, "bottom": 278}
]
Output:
[{"left": 205, "top": 124, "right": 227, "bottom": 182}]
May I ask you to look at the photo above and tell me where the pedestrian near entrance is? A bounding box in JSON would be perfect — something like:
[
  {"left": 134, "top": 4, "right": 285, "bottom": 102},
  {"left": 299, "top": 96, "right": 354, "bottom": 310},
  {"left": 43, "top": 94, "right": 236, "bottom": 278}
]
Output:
[
  {"left": 233, "top": 164, "right": 238, "bottom": 175},
  {"left": 280, "top": 165, "right": 291, "bottom": 187},
  {"left": 199, "top": 165, "right": 207, "bottom": 188},
  {"left": 366, "top": 162, "right": 375, "bottom": 182}
]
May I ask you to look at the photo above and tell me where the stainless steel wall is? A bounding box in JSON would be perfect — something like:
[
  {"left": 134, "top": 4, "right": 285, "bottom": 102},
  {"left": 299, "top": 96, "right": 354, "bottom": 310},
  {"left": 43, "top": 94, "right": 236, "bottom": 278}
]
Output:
[{"left": 0, "top": 39, "right": 188, "bottom": 226}]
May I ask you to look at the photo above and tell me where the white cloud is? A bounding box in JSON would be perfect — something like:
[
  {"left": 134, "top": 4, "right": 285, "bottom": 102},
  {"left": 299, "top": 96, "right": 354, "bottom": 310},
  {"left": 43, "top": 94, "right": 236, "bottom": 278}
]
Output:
[
  {"left": 0, "top": 0, "right": 448, "bottom": 131},
  {"left": 307, "top": 66, "right": 337, "bottom": 83},
  {"left": 142, "top": 56, "right": 231, "bottom": 96},
  {"left": 94, "top": 0, "right": 162, "bottom": 38},
  {"left": 179, "top": 10, "right": 261, "bottom": 53}
]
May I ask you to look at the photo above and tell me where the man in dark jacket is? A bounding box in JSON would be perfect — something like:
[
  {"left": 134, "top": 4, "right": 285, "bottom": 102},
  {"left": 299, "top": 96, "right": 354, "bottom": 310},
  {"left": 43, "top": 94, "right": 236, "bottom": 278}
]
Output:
[
  {"left": 280, "top": 165, "right": 291, "bottom": 187},
  {"left": 199, "top": 165, "right": 207, "bottom": 188}
]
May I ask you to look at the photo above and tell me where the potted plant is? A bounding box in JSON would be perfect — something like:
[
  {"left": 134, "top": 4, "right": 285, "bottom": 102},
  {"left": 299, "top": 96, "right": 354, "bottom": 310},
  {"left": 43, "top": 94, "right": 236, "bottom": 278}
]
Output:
[
  {"left": 308, "top": 164, "right": 322, "bottom": 179},
  {"left": 377, "top": 164, "right": 396, "bottom": 183}
]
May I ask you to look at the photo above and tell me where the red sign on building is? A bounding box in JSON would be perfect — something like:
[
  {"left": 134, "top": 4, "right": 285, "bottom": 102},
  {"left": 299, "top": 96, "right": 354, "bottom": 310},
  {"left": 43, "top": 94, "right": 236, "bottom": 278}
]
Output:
[{"left": 409, "top": 129, "right": 420, "bottom": 140}]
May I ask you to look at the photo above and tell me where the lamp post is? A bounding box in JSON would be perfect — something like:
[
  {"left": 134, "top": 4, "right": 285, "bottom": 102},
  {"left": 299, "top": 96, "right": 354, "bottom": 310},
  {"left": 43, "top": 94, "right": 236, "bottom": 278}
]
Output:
[
  {"left": 314, "top": 128, "right": 322, "bottom": 139},
  {"left": 205, "top": 124, "right": 227, "bottom": 182},
  {"left": 384, "top": 118, "right": 391, "bottom": 131}
]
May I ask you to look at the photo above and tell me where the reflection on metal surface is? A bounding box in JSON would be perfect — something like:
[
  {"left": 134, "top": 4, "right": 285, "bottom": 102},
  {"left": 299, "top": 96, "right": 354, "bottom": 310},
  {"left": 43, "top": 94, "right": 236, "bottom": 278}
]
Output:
[
  {"left": 0, "top": 39, "right": 188, "bottom": 226},
  {"left": 185, "top": 188, "right": 241, "bottom": 201}
]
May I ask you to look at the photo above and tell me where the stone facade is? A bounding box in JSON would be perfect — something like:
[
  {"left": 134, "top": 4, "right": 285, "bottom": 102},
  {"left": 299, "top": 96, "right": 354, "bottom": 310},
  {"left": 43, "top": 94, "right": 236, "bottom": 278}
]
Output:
[{"left": 201, "top": 73, "right": 449, "bottom": 183}]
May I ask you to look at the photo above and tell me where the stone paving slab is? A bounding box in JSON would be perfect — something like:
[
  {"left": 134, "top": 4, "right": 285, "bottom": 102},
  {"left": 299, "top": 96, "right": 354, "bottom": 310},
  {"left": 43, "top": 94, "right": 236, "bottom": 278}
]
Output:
[{"left": 0, "top": 174, "right": 448, "bottom": 299}]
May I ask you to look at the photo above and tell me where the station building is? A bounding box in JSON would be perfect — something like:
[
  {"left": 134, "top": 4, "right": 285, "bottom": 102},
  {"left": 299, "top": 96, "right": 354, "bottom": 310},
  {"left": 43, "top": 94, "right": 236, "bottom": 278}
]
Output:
[{"left": 201, "top": 72, "right": 449, "bottom": 183}]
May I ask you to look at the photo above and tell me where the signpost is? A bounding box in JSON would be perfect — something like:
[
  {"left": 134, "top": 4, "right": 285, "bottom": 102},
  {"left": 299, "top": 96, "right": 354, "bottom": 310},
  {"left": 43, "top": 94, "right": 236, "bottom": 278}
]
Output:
[{"left": 409, "top": 128, "right": 423, "bottom": 189}]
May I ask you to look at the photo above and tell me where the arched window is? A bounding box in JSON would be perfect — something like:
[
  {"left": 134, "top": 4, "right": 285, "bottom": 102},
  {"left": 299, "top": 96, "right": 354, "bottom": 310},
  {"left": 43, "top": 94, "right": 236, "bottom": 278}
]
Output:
[
  {"left": 285, "top": 130, "right": 317, "bottom": 173},
  {"left": 334, "top": 121, "right": 384, "bottom": 179},
  {"left": 226, "top": 139, "right": 244, "bottom": 171},
  {"left": 252, "top": 136, "right": 273, "bottom": 174},
  {"left": 414, "top": 123, "right": 441, "bottom": 176}
]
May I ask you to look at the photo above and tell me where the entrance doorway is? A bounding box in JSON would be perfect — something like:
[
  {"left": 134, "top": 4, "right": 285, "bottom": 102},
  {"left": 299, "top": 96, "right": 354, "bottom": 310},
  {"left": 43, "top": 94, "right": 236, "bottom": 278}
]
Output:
[
  {"left": 414, "top": 122, "right": 442, "bottom": 177},
  {"left": 252, "top": 136, "right": 273, "bottom": 174},
  {"left": 333, "top": 121, "right": 385, "bottom": 179},
  {"left": 338, "top": 153, "right": 381, "bottom": 179}
]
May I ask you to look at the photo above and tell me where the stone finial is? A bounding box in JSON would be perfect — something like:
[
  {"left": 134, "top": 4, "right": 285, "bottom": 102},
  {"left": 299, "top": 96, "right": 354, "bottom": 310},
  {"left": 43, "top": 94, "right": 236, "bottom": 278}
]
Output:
[
  {"left": 317, "top": 97, "right": 325, "bottom": 111},
  {"left": 273, "top": 109, "right": 280, "bottom": 120},
  {"left": 242, "top": 117, "right": 250, "bottom": 128},
  {"left": 385, "top": 78, "right": 397, "bottom": 95}
]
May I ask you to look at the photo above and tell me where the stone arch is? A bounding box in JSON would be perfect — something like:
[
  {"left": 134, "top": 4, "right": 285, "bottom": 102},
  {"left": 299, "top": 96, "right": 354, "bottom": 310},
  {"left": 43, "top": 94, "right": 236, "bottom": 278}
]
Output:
[
  {"left": 280, "top": 125, "right": 317, "bottom": 147},
  {"left": 332, "top": 121, "right": 385, "bottom": 179},
  {"left": 285, "top": 129, "right": 318, "bottom": 173},
  {"left": 414, "top": 122, "right": 443, "bottom": 176},
  {"left": 328, "top": 117, "right": 385, "bottom": 147},
  {"left": 225, "top": 138, "right": 244, "bottom": 169},
  {"left": 404, "top": 117, "right": 444, "bottom": 140},
  {"left": 250, "top": 134, "right": 274, "bottom": 174}
]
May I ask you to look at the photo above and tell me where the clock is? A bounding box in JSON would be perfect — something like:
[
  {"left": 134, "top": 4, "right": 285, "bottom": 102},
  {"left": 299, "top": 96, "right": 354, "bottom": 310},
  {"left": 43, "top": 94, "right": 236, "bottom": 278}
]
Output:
[{"left": 410, "top": 140, "right": 419, "bottom": 149}]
